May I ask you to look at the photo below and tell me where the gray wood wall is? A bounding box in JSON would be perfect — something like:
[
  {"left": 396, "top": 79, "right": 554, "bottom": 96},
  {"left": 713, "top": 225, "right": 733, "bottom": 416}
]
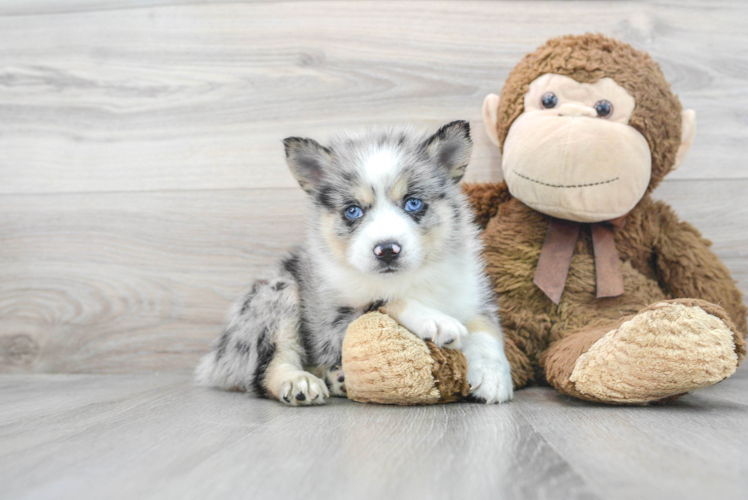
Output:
[{"left": 1, "top": 0, "right": 747, "bottom": 373}]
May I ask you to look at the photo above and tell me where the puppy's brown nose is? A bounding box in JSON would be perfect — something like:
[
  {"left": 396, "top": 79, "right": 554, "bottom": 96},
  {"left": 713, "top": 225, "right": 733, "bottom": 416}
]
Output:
[{"left": 373, "top": 241, "right": 401, "bottom": 265}]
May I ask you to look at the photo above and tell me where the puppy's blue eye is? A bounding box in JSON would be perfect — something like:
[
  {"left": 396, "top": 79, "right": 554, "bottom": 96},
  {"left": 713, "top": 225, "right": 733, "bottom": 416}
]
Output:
[
  {"left": 404, "top": 198, "right": 423, "bottom": 212},
  {"left": 345, "top": 205, "right": 363, "bottom": 220}
]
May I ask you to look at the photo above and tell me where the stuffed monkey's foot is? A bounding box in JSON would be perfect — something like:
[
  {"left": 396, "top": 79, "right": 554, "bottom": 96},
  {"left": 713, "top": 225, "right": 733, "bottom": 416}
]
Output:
[{"left": 545, "top": 299, "right": 743, "bottom": 404}]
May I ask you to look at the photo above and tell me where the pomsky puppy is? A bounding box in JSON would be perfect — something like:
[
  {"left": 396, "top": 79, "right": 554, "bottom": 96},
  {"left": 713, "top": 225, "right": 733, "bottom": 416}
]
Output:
[{"left": 195, "top": 121, "right": 513, "bottom": 406}]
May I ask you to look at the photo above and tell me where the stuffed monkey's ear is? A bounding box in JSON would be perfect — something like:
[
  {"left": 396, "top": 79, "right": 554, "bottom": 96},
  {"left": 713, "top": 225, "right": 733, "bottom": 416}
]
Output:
[
  {"left": 283, "top": 137, "right": 332, "bottom": 193},
  {"left": 423, "top": 120, "right": 473, "bottom": 183},
  {"left": 673, "top": 110, "right": 696, "bottom": 171},
  {"left": 482, "top": 93, "right": 501, "bottom": 147}
]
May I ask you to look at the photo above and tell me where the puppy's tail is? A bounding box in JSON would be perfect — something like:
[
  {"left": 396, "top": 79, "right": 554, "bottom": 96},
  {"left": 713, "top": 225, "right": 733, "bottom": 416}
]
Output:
[{"left": 194, "top": 352, "right": 220, "bottom": 387}]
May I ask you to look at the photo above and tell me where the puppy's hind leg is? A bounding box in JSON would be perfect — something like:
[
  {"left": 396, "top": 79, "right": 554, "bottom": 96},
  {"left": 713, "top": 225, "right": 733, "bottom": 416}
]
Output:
[
  {"left": 310, "top": 365, "right": 347, "bottom": 397},
  {"left": 263, "top": 317, "right": 329, "bottom": 406},
  {"left": 195, "top": 273, "right": 328, "bottom": 406}
]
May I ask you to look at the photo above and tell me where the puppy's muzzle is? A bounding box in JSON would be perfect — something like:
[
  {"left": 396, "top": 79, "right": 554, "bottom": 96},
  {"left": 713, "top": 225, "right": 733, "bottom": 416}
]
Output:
[{"left": 373, "top": 241, "right": 401, "bottom": 265}]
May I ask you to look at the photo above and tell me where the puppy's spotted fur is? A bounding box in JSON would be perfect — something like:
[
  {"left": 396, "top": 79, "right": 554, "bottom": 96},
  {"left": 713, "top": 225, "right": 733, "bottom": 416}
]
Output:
[{"left": 195, "top": 121, "right": 513, "bottom": 406}]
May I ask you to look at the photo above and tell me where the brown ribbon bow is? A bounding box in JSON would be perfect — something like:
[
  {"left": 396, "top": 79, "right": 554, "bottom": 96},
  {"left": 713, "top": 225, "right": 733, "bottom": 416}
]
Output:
[{"left": 533, "top": 216, "right": 626, "bottom": 305}]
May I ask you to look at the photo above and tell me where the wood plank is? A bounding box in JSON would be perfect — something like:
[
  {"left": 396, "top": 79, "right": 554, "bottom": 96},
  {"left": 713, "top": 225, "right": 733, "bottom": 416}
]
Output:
[
  {"left": 0, "top": 0, "right": 256, "bottom": 16},
  {"left": 1, "top": 1, "right": 747, "bottom": 194},
  {"left": 0, "top": 188, "right": 307, "bottom": 374},
  {"left": 0, "top": 373, "right": 598, "bottom": 500},
  {"left": 513, "top": 368, "right": 748, "bottom": 500},
  {"left": 1, "top": 370, "right": 747, "bottom": 500},
  {"left": 0, "top": 178, "right": 746, "bottom": 374},
  {"left": 0, "top": 0, "right": 736, "bottom": 17}
]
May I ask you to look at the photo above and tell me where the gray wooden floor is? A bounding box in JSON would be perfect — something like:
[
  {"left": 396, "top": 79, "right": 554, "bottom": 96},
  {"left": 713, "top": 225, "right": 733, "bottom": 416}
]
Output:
[{"left": 2, "top": 369, "right": 747, "bottom": 500}]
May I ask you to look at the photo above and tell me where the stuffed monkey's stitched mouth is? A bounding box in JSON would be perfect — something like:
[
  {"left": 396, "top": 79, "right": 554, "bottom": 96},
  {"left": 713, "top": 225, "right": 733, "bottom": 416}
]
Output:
[{"left": 513, "top": 171, "right": 619, "bottom": 188}]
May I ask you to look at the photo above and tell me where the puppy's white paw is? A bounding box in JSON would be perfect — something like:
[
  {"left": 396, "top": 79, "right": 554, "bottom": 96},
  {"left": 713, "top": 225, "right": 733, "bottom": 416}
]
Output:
[
  {"left": 410, "top": 313, "right": 468, "bottom": 349},
  {"left": 323, "top": 365, "right": 347, "bottom": 397},
  {"left": 463, "top": 332, "right": 513, "bottom": 404},
  {"left": 277, "top": 371, "right": 329, "bottom": 406},
  {"left": 389, "top": 300, "right": 468, "bottom": 349},
  {"left": 468, "top": 361, "right": 513, "bottom": 404}
]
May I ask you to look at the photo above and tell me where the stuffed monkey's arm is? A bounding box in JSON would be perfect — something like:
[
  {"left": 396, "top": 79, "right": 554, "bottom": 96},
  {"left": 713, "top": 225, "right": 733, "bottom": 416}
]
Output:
[
  {"left": 652, "top": 200, "right": 747, "bottom": 335},
  {"left": 462, "top": 181, "right": 512, "bottom": 230}
]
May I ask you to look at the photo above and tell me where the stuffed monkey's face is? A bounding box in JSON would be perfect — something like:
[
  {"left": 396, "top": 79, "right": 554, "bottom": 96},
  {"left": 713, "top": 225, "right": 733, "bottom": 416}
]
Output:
[{"left": 500, "top": 74, "right": 651, "bottom": 222}]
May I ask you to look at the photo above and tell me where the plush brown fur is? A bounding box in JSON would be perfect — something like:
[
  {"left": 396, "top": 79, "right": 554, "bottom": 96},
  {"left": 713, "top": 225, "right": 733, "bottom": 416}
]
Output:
[
  {"left": 465, "top": 181, "right": 747, "bottom": 401},
  {"left": 465, "top": 34, "right": 747, "bottom": 403},
  {"left": 427, "top": 341, "right": 471, "bottom": 403}
]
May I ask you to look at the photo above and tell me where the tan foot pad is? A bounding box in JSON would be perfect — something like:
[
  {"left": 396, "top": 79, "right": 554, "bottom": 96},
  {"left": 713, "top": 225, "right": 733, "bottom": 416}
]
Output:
[{"left": 570, "top": 302, "right": 739, "bottom": 404}]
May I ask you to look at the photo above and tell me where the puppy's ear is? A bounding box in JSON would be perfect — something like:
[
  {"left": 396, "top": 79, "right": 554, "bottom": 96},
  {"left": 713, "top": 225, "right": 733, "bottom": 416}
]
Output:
[
  {"left": 283, "top": 137, "right": 332, "bottom": 193},
  {"left": 423, "top": 120, "right": 472, "bottom": 183}
]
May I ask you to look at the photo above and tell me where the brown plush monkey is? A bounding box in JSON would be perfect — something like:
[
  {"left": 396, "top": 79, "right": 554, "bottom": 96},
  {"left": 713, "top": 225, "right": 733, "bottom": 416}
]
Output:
[{"left": 468, "top": 33, "right": 747, "bottom": 404}]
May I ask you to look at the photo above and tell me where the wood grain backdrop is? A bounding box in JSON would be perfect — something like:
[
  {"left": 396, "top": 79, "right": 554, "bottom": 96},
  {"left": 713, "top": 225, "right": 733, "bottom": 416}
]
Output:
[{"left": 1, "top": 0, "right": 747, "bottom": 373}]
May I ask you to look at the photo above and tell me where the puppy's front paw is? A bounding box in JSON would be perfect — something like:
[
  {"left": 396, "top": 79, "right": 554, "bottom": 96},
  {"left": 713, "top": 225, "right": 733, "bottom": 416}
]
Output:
[
  {"left": 277, "top": 371, "right": 329, "bottom": 406},
  {"left": 468, "top": 361, "right": 513, "bottom": 404},
  {"left": 412, "top": 313, "right": 468, "bottom": 349},
  {"left": 388, "top": 300, "right": 468, "bottom": 349},
  {"left": 323, "top": 365, "right": 347, "bottom": 397},
  {"left": 463, "top": 332, "right": 513, "bottom": 404}
]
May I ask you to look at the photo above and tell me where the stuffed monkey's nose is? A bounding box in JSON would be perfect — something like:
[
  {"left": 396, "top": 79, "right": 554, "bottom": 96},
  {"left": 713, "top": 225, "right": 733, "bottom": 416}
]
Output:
[
  {"left": 373, "top": 241, "right": 401, "bottom": 265},
  {"left": 557, "top": 103, "right": 597, "bottom": 118}
]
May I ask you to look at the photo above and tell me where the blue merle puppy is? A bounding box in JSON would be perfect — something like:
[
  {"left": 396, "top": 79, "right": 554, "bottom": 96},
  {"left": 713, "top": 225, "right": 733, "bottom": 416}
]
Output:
[{"left": 195, "top": 121, "right": 513, "bottom": 406}]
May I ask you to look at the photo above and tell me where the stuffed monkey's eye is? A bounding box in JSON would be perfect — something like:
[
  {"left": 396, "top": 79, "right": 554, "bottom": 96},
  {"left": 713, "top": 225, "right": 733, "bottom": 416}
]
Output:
[
  {"left": 594, "top": 100, "right": 614, "bottom": 118},
  {"left": 541, "top": 92, "right": 558, "bottom": 109},
  {"left": 345, "top": 205, "right": 364, "bottom": 220}
]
